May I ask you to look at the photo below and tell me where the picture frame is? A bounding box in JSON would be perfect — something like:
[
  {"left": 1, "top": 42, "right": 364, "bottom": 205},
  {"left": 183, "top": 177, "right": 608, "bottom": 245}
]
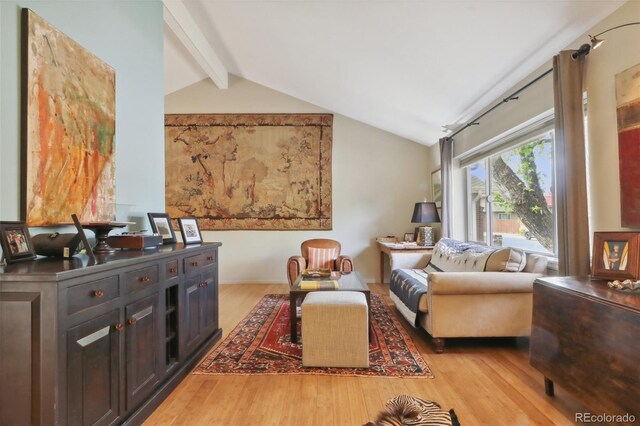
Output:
[
  {"left": 178, "top": 218, "right": 203, "bottom": 245},
  {"left": 147, "top": 212, "right": 177, "bottom": 244},
  {"left": 0, "top": 221, "right": 37, "bottom": 263},
  {"left": 591, "top": 232, "right": 640, "bottom": 280},
  {"left": 22, "top": 9, "right": 116, "bottom": 226},
  {"left": 431, "top": 169, "right": 442, "bottom": 208},
  {"left": 165, "top": 113, "right": 332, "bottom": 231},
  {"left": 71, "top": 213, "right": 95, "bottom": 264},
  {"left": 404, "top": 232, "right": 415, "bottom": 243}
]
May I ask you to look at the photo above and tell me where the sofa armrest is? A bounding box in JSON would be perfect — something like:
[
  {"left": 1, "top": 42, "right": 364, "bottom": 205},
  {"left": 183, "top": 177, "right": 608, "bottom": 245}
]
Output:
[
  {"left": 336, "top": 255, "right": 353, "bottom": 273},
  {"left": 428, "top": 272, "right": 542, "bottom": 295},
  {"left": 287, "top": 256, "right": 306, "bottom": 286},
  {"left": 390, "top": 253, "right": 432, "bottom": 270}
]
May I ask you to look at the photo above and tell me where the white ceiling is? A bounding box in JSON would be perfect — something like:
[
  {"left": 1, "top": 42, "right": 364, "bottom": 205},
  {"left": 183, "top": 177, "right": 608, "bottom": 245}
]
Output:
[{"left": 163, "top": 0, "right": 624, "bottom": 146}]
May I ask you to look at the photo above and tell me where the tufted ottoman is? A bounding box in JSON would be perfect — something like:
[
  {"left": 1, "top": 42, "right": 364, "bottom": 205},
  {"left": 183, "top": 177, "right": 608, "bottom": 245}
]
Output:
[{"left": 301, "top": 291, "right": 369, "bottom": 368}]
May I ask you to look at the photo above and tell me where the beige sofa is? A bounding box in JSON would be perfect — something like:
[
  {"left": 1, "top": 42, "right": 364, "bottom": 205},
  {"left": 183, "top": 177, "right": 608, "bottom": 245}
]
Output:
[{"left": 389, "top": 238, "right": 547, "bottom": 353}]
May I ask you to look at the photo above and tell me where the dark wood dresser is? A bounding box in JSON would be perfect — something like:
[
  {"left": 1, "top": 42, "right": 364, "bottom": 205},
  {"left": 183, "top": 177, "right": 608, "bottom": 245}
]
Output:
[
  {"left": 530, "top": 276, "right": 640, "bottom": 416},
  {"left": 0, "top": 243, "right": 222, "bottom": 425}
]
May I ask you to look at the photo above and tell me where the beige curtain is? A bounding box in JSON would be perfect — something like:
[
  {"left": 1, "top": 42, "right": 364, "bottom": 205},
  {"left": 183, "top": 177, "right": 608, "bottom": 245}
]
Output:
[
  {"left": 439, "top": 137, "right": 453, "bottom": 238},
  {"left": 554, "top": 51, "right": 590, "bottom": 276}
]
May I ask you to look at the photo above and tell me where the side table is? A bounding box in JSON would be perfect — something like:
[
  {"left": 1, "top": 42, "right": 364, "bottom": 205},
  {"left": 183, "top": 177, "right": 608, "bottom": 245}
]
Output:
[{"left": 376, "top": 241, "right": 433, "bottom": 284}]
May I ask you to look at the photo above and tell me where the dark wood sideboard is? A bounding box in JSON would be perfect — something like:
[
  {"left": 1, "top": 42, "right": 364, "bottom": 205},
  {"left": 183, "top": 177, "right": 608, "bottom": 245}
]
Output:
[
  {"left": 530, "top": 276, "right": 640, "bottom": 416},
  {"left": 0, "top": 243, "right": 222, "bottom": 425}
]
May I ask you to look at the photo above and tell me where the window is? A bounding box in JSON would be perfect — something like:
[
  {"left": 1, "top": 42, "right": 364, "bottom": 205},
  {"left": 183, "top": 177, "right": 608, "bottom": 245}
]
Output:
[{"left": 464, "top": 127, "right": 556, "bottom": 255}]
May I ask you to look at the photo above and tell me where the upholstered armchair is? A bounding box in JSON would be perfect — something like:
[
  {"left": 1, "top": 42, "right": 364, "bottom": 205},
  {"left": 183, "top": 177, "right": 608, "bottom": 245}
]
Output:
[{"left": 287, "top": 239, "right": 354, "bottom": 286}]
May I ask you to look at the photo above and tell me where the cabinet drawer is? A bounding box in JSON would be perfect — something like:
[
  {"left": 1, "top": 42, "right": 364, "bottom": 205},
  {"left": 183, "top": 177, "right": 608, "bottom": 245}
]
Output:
[
  {"left": 165, "top": 260, "right": 179, "bottom": 279},
  {"left": 184, "top": 254, "right": 203, "bottom": 275},
  {"left": 67, "top": 276, "right": 119, "bottom": 315},
  {"left": 202, "top": 249, "right": 216, "bottom": 266},
  {"left": 184, "top": 250, "right": 217, "bottom": 275},
  {"left": 125, "top": 265, "right": 159, "bottom": 294}
]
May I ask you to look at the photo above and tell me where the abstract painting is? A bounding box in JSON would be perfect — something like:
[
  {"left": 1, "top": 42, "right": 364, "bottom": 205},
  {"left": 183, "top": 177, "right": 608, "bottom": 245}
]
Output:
[
  {"left": 21, "top": 9, "right": 116, "bottom": 226},
  {"left": 165, "top": 114, "right": 332, "bottom": 230},
  {"left": 615, "top": 62, "right": 640, "bottom": 227}
]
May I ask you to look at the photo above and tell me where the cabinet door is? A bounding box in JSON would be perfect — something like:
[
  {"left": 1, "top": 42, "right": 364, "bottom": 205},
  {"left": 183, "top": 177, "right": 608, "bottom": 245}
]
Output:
[
  {"left": 201, "top": 270, "right": 218, "bottom": 336},
  {"left": 67, "top": 309, "right": 121, "bottom": 426},
  {"left": 125, "top": 293, "right": 160, "bottom": 410},
  {"left": 184, "top": 276, "right": 204, "bottom": 353}
]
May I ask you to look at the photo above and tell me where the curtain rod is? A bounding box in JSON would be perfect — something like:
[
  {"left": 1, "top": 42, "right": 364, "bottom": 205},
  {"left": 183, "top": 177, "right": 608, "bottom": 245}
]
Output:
[{"left": 446, "top": 67, "right": 554, "bottom": 140}]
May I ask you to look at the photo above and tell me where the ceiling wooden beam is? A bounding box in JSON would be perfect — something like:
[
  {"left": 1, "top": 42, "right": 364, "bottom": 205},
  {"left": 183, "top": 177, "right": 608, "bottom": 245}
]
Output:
[{"left": 163, "top": 0, "right": 228, "bottom": 89}]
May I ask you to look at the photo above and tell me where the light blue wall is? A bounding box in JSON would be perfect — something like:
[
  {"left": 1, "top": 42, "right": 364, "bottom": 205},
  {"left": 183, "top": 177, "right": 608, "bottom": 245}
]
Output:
[
  {"left": 0, "top": 3, "right": 4, "bottom": 218},
  {"left": 0, "top": 1, "right": 164, "bottom": 229}
]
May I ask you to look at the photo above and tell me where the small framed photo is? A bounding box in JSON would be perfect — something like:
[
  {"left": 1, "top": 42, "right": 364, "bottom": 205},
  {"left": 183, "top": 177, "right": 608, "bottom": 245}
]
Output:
[
  {"left": 178, "top": 218, "right": 203, "bottom": 245},
  {"left": 0, "top": 221, "right": 37, "bottom": 263},
  {"left": 147, "top": 212, "right": 177, "bottom": 244},
  {"left": 591, "top": 232, "right": 640, "bottom": 280},
  {"left": 404, "top": 232, "right": 415, "bottom": 243}
]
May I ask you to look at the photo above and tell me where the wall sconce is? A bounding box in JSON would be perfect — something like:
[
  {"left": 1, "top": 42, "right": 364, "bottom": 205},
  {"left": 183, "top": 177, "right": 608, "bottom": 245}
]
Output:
[
  {"left": 573, "top": 22, "right": 640, "bottom": 59},
  {"left": 590, "top": 22, "right": 640, "bottom": 50}
]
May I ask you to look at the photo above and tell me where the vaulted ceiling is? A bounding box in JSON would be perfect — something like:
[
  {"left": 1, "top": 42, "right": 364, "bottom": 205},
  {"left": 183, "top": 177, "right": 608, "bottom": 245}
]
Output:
[{"left": 164, "top": 0, "right": 624, "bottom": 146}]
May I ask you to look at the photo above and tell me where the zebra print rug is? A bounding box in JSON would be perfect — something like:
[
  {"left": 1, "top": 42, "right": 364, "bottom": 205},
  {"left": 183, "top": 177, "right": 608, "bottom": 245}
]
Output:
[
  {"left": 194, "top": 293, "right": 434, "bottom": 377},
  {"left": 365, "top": 395, "right": 460, "bottom": 426}
]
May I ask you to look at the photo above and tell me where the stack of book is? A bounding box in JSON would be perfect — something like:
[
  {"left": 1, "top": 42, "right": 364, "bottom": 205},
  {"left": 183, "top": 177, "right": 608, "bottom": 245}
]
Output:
[{"left": 299, "top": 280, "right": 339, "bottom": 290}]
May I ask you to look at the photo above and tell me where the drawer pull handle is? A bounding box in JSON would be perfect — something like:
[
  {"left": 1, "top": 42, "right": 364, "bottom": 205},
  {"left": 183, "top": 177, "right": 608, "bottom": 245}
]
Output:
[
  {"left": 128, "top": 318, "right": 137, "bottom": 326},
  {"left": 114, "top": 323, "right": 124, "bottom": 332},
  {"left": 139, "top": 276, "right": 150, "bottom": 283},
  {"left": 169, "top": 267, "right": 177, "bottom": 273},
  {"left": 93, "top": 289, "right": 105, "bottom": 298},
  {"left": 206, "top": 256, "right": 214, "bottom": 261},
  {"left": 199, "top": 282, "right": 207, "bottom": 288},
  {"left": 191, "top": 261, "right": 199, "bottom": 267}
]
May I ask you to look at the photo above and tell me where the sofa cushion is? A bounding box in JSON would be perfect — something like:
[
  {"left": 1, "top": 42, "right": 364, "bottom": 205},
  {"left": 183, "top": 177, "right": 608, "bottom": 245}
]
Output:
[
  {"left": 307, "top": 247, "right": 337, "bottom": 269},
  {"left": 485, "top": 247, "right": 527, "bottom": 272},
  {"left": 425, "top": 238, "right": 495, "bottom": 273}
]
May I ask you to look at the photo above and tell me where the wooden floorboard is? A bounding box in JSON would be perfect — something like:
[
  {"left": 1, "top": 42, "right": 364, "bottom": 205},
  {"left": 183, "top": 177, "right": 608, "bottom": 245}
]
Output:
[{"left": 144, "top": 283, "right": 587, "bottom": 425}]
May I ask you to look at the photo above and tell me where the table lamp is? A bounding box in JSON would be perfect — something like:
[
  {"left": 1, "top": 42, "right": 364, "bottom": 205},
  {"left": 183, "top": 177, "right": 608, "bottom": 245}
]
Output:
[{"left": 411, "top": 202, "right": 440, "bottom": 246}]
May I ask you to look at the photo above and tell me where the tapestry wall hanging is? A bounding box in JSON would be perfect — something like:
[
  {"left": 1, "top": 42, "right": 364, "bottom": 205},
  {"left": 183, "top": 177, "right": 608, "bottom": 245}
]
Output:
[
  {"left": 21, "top": 9, "right": 116, "bottom": 226},
  {"left": 615, "top": 62, "right": 640, "bottom": 227},
  {"left": 164, "top": 114, "right": 332, "bottom": 230}
]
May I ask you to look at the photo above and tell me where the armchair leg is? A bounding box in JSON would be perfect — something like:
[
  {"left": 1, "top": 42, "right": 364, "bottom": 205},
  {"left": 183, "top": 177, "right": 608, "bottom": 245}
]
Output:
[{"left": 433, "top": 338, "right": 445, "bottom": 353}]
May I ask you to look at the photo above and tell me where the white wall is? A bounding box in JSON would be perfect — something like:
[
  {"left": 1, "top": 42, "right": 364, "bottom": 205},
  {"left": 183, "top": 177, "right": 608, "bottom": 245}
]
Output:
[
  {"left": 0, "top": 1, "right": 165, "bottom": 227},
  {"left": 584, "top": 1, "right": 640, "bottom": 232},
  {"left": 165, "top": 76, "right": 431, "bottom": 284},
  {"left": 428, "top": 0, "right": 640, "bottom": 239}
]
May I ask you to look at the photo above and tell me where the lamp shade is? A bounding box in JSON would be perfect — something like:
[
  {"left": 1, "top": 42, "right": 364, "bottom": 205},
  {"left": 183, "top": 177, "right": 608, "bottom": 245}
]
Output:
[{"left": 411, "top": 202, "right": 440, "bottom": 224}]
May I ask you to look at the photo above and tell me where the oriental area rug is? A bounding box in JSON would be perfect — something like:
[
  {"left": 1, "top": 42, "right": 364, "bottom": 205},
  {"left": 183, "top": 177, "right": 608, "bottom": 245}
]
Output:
[{"left": 194, "top": 294, "right": 434, "bottom": 378}]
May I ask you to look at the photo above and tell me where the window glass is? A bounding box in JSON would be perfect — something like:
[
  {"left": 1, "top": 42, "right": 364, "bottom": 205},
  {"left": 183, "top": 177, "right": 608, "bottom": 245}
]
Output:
[
  {"left": 466, "top": 161, "right": 488, "bottom": 244},
  {"left": 465, "top": 129, "right": 555, "bottom": 255}
]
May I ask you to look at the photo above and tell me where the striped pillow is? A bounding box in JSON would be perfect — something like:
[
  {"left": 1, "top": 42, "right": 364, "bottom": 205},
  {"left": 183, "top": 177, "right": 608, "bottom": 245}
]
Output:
[{"left": 307, "top": 247, "right": 338, "bottom": 270}]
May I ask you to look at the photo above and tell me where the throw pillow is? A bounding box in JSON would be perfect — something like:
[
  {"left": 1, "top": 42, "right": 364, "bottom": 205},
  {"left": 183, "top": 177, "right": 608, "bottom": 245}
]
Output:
[
  {"left": 307, "top": 247, "right": 337, "bottom": 270},
  {"left": 485, "top": 247, "right": 527, "bottom": 272}
]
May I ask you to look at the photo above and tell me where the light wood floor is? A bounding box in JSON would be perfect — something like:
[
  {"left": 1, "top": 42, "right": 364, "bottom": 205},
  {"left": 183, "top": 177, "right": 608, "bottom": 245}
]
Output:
[{"left": 145, "top": 283, "right": 587, "bottom": 425}]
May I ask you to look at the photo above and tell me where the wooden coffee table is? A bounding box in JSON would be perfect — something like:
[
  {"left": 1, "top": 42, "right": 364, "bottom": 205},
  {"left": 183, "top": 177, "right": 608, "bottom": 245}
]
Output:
[{"left": 289, "top": 271, "right": 371, "bottom": 344}]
